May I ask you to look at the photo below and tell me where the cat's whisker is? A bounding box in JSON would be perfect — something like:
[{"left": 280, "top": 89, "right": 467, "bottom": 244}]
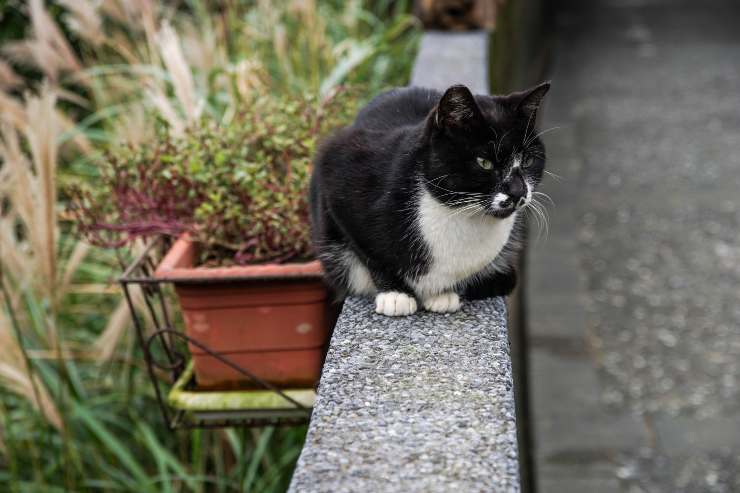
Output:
[
  {"left": 524, "top": 126, "right": 562, "bottom": 148},
  {"left": 448, "top": 202, "right": 481, "bottom": 210},
  {"left": 424, "top": 183, "right": 485, "bottom": 198},
  {"left": 495, "top": 129, "right": 512, "bottom": 161},
  {"left": 522, "top": 206, "right": 543, "bottom": 242},
  {"left": 442, "top": 193, "right": 485, "bottom": 202},
  {"left": 447, "top": 196, "right": 486, "bottom": 205},
  {"left": 525, "top": 149, "right": 546, "bottom": 160},
  {"left": 528, "top": 203, "right": 544, "bottom": 235},
  {"left": 529, "top": 198, "right": 550, "bottom": 240},
  {"left": 522, "top": 197, "right": 550, "bottom": 241},
  {"left": 529, "top": 208, "right": 546, "bottom": 242},
  {"left": 449, "top": 203, "right": 484, "bottom": 218},
  {"left": 522, "top": 205, "right": 536, "bottom": 228},
  {"left": 489, "top": 125, "right": 499, "bottom": 143},
  {"left": 529, "top": 209, "right": 545, "bottom": 242},
  {"left": 544, "top": 170, "right": 563, "bottom": 182},
  {"left": 528, "top": 197, "right": 546, "bottom": 221},
  {"left": 522, "top": 111, "right": 537, "bottom": 151},
  {"left": 423, "top": 174, "right": 450, "bottom": 186},
  {"left": 532, "top": 191, "right": 555, "bottom": 206},
  {"left": 444, "top": 199, "right": 488, "bottom": 219}
]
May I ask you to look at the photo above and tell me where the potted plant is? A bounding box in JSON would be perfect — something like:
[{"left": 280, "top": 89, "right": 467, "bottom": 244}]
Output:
[{"left": 71, "top": 91, "right": 356, "bottom": 389}]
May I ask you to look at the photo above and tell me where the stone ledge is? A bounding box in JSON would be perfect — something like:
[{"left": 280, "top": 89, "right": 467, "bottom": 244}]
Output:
[
  {"left": 410, "top": 31, "right": 489, "bottom": 93},
  {"left": 288, "top": 297, "right": 519, "bottom": 492}
]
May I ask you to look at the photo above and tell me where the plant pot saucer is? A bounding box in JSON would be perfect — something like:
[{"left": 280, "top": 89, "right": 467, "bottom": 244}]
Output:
[{"left": 168, "top": 362, "right": 315, "bottom": 423}]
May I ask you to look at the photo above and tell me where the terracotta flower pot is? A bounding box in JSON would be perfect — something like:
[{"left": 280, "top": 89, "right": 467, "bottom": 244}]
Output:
[{"left": 154, "top": 235, "right": 331, "bottom": 390}]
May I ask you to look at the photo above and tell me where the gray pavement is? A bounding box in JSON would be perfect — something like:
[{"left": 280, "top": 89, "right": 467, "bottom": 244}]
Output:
[{"left": 528, "top": 0, "right": 740, "bottom": 491}]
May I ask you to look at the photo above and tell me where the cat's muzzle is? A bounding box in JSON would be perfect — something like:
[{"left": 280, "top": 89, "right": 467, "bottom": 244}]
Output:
[
  {"left": 499, "top": 195, "right": 526, "bottom": 210},
  {"left": 489, "top": 192, "right": 526, "bottom": 218}
]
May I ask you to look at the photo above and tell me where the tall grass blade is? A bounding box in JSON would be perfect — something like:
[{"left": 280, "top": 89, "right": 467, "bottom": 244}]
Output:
[
  {"left": 73, "top": 403, "right": 154, "bottom": 492},
  {"left": 243, "top": 426, "right": 274, "bottom": 492}
]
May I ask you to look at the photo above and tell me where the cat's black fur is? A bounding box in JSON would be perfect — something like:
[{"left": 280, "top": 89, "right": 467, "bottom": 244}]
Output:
[{"left": 309, "top": 83, "right": 549, "bottom": 307}]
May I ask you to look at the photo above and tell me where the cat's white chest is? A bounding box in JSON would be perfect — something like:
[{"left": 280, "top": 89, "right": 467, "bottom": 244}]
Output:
[{"left": 409, "top": 191, "right": 516, "bottom": 297}]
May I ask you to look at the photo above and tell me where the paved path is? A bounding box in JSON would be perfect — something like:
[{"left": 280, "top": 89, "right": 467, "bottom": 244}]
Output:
[{"left": 528, "top": 0, "right": 740, "bottom": 491}]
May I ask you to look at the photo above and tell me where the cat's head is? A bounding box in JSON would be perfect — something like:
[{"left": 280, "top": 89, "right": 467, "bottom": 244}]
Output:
[{"left": 422, "top": 82, "right": 550, "bottom": 218}]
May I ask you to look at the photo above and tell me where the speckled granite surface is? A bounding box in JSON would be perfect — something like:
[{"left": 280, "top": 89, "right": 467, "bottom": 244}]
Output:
[
  {"left": 410, "top": 31, "right": 489, "bottom": 94},
  {"left": 288, "top": 297, "right": 519, "bottom": 493}
]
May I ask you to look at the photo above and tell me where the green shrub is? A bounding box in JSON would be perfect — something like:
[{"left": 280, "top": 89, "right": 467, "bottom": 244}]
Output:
[{"left": 71, "top": 89, "right": 358, "bottom": 265}]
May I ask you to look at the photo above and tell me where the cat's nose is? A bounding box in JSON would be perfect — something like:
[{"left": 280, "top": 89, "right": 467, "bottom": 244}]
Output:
[{"left": 504, "top": 177, "right": 526, "bottom": 203}]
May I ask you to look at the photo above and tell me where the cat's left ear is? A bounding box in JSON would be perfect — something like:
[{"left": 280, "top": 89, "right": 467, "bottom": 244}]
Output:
[
  {"left": 435, "top": 85, "right": 485, "bottom": 131},
  {"left": 514, "top": 81, "right": 551, "bottom": 119}
]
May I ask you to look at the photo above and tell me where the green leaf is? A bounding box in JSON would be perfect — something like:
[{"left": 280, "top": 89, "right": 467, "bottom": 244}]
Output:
[
  {"left": 242, "top": 427, "right": 274, "bottom": 492},
  {"left": 73, "top": 403, "right": 155, "bottom": 493},
  {"left": 137, "top": 422, "right": 199, "bottom": 492}
]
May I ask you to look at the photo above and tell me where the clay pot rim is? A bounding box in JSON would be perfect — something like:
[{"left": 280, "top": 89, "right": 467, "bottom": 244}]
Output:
[{"left": 154, "top": 234, "right": 323, "bottom": 283}]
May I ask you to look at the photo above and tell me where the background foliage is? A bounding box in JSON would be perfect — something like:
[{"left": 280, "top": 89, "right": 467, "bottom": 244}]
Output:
[{"left": 0, "top": 0, "right": 417, "bottom": 491}]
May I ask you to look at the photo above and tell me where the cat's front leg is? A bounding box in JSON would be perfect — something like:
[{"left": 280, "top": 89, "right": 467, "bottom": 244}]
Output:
[
  {"left": 375, "top": 291, "right": 418, "bottom": 317},
  {"left": 371, "top": 271, "right": 418, "bottom": 317},
  {"left": 421, "top": 292, "right": 461, "bottom": 313}
]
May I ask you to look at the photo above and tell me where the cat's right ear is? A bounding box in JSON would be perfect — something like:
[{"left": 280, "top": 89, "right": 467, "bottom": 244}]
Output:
[
  {"left": 434, "top": 85, "right": 484, "bottom": 131},
  {"left": 507, "top": 81, "right": 551, "bottom": 120}
]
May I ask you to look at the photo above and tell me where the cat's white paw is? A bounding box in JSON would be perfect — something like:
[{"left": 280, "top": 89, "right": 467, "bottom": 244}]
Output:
[
  {"left": 423, "top": 292, "right": 461, "bottom": 313},
  {"left": 375, "top": 291, "right": 417, "bottom": 317}
]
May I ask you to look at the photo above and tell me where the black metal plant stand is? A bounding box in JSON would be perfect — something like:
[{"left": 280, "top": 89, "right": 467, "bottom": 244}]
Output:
[{"left": 119, "top": 238, "right": 314, "bottom": 429}]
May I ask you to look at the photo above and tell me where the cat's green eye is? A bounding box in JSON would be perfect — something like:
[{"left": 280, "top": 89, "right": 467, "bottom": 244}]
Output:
[
  {"left": 522, "top": 156, "right": 535, "bottom": 168},
  {"left": 476, "top": 157, "right": 493, "bottom": 170}
]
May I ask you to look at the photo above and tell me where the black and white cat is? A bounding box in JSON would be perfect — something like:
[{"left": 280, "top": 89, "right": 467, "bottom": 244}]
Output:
[{"left": 309, "top": 82, "right": 550, "bottom": 316}]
